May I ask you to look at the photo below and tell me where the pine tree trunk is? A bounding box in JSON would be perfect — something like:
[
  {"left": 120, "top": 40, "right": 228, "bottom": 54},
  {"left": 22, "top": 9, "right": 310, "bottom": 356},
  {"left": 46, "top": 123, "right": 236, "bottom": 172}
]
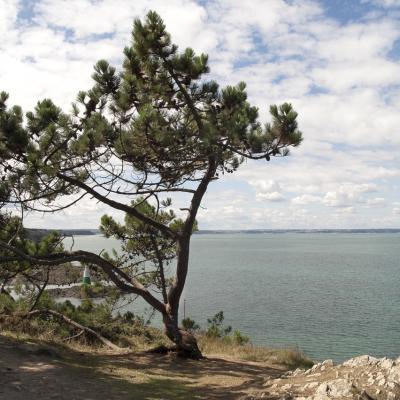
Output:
[{"left": 163, "top": 313, "right": 203, "bottom": 359}]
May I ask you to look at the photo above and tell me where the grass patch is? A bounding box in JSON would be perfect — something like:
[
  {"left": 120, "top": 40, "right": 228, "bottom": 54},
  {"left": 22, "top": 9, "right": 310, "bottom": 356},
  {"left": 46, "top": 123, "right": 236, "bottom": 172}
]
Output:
[{"left": 198, "top": 335, "right": 313, "bottom": 369}]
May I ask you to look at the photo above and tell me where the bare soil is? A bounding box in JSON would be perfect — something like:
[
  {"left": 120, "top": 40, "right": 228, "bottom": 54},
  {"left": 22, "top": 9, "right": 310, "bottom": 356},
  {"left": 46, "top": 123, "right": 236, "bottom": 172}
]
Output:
[{"left": 0, "top": 334, "right": 285, "bottom": 400}]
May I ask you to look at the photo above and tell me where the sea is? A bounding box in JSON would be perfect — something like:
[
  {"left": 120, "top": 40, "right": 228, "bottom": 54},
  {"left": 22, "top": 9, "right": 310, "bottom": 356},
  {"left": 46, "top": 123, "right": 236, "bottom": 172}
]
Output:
[{"left": 67, "top": 232, "right": 400, "bottom": 363}]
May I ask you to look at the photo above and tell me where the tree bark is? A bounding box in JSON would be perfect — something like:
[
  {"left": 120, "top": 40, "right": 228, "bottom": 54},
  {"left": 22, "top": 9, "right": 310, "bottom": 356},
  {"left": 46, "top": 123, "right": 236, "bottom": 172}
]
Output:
[{"left": 162, "top": 312, "right": 203, "bottom": 359}]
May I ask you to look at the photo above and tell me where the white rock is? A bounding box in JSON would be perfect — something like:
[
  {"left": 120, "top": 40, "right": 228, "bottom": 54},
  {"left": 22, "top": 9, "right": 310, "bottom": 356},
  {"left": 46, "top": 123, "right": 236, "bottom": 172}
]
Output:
[
  {"left": 388, "top": 365, "right": 400, "bottom": 382},
  {"left": 380, "top": 358, "right": 394, "bottom": 370},
  {"left": 311, "top": 363, "right": 322, "bottom": 372},
  {"left": 313, "top": 394, "right": 330, "bottom": 400},
  {"left": 343, "top": 355, "right": 369, "bottom": 367},
  {"left": 306, "top": 382, "right": 318, "bottom": 389},
  {"left": 377, "top": 378, "right": 386, "bottom": 386},
  {"left": 315, "top": 383, "right": 328, "bottom": 395},
  {"left": 322, "top": 359, "right": 334, "bottom": 367},
  {"left": 387, "top": 381, "right": 396, "bottom": 389},
  {"left": 327, "top": 378, "right": 354, "bottom": 398},
  {"left": 344, "top": 355, "right": 382, "bottom": 368},
  {"left": 369, "top": 356, "right": 380, "bottom": 365},
  {"left": 367, "top": 377, "right": 375, "bottom": 385},
  {"left": 295, "top": 368, "right": 304, "bottom": 373}
]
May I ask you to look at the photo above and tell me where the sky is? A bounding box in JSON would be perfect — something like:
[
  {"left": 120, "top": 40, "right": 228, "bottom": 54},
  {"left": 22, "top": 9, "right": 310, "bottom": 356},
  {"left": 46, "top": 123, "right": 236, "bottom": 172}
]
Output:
[{"left": 1, "top": 0, "right": 400, "bottom": 230}]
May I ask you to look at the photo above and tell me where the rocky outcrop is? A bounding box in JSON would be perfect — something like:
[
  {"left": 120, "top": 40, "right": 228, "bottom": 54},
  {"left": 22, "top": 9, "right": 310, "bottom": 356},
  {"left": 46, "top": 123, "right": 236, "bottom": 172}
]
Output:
[{"left": 254, "top": 355, "right": 400, "bottom": 399}]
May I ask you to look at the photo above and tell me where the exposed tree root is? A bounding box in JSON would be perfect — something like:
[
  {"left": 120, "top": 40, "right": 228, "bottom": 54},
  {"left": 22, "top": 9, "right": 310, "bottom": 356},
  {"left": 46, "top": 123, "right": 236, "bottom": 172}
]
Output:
[
  {"left": 146, "top": 342, "right": 206, "bottom": 360},
  {"left": 146, "top": 344, "right": 177, "bottom": 354}
]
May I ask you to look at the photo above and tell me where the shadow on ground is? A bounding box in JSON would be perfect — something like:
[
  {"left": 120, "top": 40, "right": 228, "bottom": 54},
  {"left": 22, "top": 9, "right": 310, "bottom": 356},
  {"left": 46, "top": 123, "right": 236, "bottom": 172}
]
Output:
[{"left": 0, "top": 334, "right": 283, "bottom": 400}]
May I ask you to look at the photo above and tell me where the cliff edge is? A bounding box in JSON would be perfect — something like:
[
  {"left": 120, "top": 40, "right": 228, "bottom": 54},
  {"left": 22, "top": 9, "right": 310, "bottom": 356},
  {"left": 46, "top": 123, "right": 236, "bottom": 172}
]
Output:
[{"left": 253, "top": 355, "right": 400, "bottom": 399}]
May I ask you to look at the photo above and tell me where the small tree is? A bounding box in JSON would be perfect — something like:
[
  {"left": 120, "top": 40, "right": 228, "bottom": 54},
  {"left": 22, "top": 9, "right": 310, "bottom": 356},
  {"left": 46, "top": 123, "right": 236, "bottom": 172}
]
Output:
[
  {"left": 206, "top": 311, "right": 232, "bottom": 338},
  {"left": 0, "top": 11, "right": 302, "bottom": 358}
]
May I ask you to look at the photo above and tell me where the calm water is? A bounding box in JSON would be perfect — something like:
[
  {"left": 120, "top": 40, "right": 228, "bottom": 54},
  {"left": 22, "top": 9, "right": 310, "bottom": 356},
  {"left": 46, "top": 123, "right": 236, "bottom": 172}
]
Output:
[{"left": 69, "top": 233, "right": 400, "bottom": 362}]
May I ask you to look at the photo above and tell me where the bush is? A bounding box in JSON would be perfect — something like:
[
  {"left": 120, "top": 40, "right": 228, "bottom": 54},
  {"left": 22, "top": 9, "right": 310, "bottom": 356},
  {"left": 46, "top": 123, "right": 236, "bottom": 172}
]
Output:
[
  {"left": 206, "top": 311, "right": 232, "bottom": 338},
  {"left": 0, "top": 292, "right": 17, "bottom": 314},
  {"left": 231, "top": 330, "right": 249, "bottom": 345},
  {"left": 181, "top": 317, "right": 200, "bottom": 332}
]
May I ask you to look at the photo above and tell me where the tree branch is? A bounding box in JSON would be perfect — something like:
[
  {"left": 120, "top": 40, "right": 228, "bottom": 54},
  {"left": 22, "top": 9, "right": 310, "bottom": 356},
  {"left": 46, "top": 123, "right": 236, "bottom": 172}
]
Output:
[
  {"left": 56, "top": 173, "right": 178, "bottom": 240},
  {"left": 0, "top": 241, "right": 166, "bottom": 314},
  {"left": 26, "top": 309, "right": 123, "bottom": 351}
]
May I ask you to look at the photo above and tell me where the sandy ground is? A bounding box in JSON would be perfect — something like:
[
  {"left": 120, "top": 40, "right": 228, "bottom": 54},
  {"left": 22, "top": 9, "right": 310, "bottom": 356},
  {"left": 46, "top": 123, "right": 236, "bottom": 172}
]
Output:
[{"left": 0, "top": 335, "right": 285, "bottom": 400}]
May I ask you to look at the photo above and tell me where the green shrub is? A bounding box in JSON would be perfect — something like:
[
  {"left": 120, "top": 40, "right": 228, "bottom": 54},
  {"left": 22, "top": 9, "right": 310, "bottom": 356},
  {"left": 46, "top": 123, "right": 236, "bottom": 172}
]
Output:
[
  {"left": 181, "top": 317, "right": 200, "bottom": 332},
  {"left": 35, "top": 290, "right": 57, "bottom": 310},
  {"left": 0, "top": 293, "right": 17, "bottom": 314},
  {"left": 232, "top": 330, "right": 249, "bottom": 345},
  {"left": 206, "top": 311, "right": 232, "bottom": 338}
]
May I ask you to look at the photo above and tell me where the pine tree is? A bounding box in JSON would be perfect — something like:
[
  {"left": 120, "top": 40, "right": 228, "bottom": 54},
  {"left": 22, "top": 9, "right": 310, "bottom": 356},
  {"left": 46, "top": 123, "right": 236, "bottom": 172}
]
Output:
[{"left": 0, "top": 11, "right": 302, "bottom": 358}]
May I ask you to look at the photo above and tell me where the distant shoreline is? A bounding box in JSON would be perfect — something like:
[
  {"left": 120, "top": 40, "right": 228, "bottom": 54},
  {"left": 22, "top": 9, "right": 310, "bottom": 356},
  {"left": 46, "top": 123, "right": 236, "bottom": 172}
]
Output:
[{"left": 27, "top": 228, "right": 400, "bottom": 237}]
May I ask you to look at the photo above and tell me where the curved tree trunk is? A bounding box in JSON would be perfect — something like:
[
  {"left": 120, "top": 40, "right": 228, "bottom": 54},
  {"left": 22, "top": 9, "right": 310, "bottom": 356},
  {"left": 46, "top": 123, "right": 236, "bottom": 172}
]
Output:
[
  {"left": 161, "top": 235, "right": 204, "bottom": 359},
  {"left": 163, "top": 313, "right": 203, "bottom": 359}
]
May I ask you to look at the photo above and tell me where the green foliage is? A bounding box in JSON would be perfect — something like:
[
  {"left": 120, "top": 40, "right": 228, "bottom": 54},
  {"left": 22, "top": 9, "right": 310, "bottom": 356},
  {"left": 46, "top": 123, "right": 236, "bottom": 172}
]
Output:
[
  {"left": 231, "top": 330, "right": 250, "bottom": 345},
  {"left": 181, "top": 317, "right": 200, "bottom": 332},
  {"left": 100, "top": 197, "right": 188, "bottom": 293},
  {"left": 0, "top": 292, "right": 18, "bottom": 314},
  {"left": 204, "top": 311, "right": 249, "bottom": 346},
  {"left": 0, "top": 213, "right": 65, "bottom": 310},
  {"left": 1, "top": 292, "right": 165, "bottom": 348},
  {"left": 206, "top": 311, "right": 232, "bottom": 338},
  {"left": 33, "top": 290, "right": 57, "bottom": 309}
]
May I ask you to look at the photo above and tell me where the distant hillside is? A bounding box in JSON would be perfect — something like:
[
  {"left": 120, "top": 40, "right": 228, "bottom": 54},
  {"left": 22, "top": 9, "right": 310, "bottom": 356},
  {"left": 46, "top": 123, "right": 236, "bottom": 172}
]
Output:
[
  {"left": 196, "top": 229, "right": 400, "bottom": 234},
  {"left": 26, "top": 228, "right": 400, "bottom": 241},
  {"left": 27, "top": 229, "right": 98, "bottom": 241}
]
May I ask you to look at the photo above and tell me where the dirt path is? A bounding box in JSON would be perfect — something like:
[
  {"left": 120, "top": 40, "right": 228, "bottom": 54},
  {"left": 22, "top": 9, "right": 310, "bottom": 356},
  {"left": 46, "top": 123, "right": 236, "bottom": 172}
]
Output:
[{"left": 0, "top": 335, "right": 284, "bottom": 400}]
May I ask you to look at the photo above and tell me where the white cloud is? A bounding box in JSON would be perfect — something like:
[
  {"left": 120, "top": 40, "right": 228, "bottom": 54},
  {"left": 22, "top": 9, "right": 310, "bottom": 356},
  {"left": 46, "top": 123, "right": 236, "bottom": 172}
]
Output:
[
  {"left": 393, "top": 202, "right": 400, "bottom": 214},
  {"left": 250, "top": 180, "right": 286, "bottom": 202},
  {"left": 258, "top": 191, "right": 286, "bottom": 202},
  {"left": 362, "top": 0, "right": 400, "bottom": 7},
  {"left": 2, "top": 0, "right": 400, "bottom": 229},
  {"left": 337, "top": 207, "right": 357, "bottom": 214},
  {"left": 366, "top": 197, "right": 386, "bottom": 207},
  {"left": 321, "top": 184, "right": 386, "bottom": 208},
  {"left": 291, "top": 194, "right": 322, "bottom": 205},
  {"left": 322, "top": 187, "right": 361, "bottom": 207}
]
